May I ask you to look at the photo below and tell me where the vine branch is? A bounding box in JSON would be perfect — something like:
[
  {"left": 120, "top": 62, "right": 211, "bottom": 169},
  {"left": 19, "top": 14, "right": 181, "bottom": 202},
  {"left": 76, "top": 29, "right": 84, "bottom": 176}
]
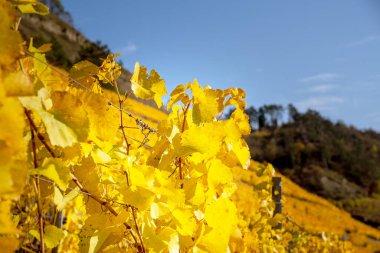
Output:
[
  {"left": 125, "top": 171, "right": 146, "bottom": 253},
  {"left": 25, "top": 109, "right": 45, "bottom": 253},
  {"left": 178, "top": 102, "right": 191, "bottom": 187}
]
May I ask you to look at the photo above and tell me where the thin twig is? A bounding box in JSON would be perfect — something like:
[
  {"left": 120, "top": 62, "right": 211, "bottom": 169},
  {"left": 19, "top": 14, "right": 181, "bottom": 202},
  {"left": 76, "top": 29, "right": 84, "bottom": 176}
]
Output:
[
  {"left": 117, "top": 95, "right": 131, "bottom": 155},
  {"left": 27, "top": 111, "right": 45, "bottom": 253},
  {"left": 178, "top": 103, "right": 191, "bottom": 186},
  {"left": 125, "top": 171, "right": 146, "bottom": 253},
  {"left": 130, "top": 207, "right": 145, "bottom": 253},
  {"left": 70, "top": 173, "right": 118, "bottom": 216},
  {"left": 24, "top": 109, "right": 56, "bottom": 158}
]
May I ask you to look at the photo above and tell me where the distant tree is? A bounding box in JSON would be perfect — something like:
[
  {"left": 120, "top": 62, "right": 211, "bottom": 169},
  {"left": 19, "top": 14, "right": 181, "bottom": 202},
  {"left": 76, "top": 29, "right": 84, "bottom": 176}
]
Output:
[
  {"left": 261, "top": 104, "right": 283, "bottom": 128},
  {"left": 258, "top": 107, "right": 266, "bottom": 129},
  {"left": 32, "top": 35, "right": 72, "bottom": 69},
  {"left": 245, "top": 106, "right": 258, "bottom": 130},
  {"left": 40, "top": 0, "right": 73, "bottom": 24},
  {"left": 76, "top": 40, "right": 111, "bottom": 66},
  {"left": 287, "top": 103, "right": 300, "bottom": 123}
]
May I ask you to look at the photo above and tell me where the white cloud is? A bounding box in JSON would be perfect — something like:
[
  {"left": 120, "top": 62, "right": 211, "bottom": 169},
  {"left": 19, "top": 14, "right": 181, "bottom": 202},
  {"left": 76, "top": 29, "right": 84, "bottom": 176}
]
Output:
[
  {"left": 300, "top": 73, "right": 340, "bottom": 82},
  {"left": 295, "top": 96, "right": 344, "bottom": 112},
  {"left": 345, "top": 35, "right": 380, "bottom": 48},
  {"left": 117, "top": 43, "right": 137, "bottom": 55},
  {"left": 308, "top": 84, "right": 337, "bottom": 93}
]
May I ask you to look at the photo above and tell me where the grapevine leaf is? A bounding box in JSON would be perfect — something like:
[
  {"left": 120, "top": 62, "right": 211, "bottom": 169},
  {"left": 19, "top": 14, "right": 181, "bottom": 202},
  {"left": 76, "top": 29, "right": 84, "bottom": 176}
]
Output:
[
  {"left": 183, "top": 179, "right": 205, "bottom": 206},
  {"left": 123, "top": 185, "right": 155, "bottom": 211},
  {"left": 3, "top": 71, "right": 34, "bottom": 96},
  {"left": 191, "top": 80, "right": 219, "bottom": 124},
  {"left": 0, "top": 201, "right": 19, "bottom": 234},
  {"left": 167, "top": 83, "right": 191, "bottom": 109},
  {"left": 19, "top": 96, "right": 77, "bottom": 147},
  {"left": 0, "top": 237, "right": 19, "bottom": 253},
  {"left": 224, "top": 120, "right": 251, "bottom": 169},
  {"left": 200, "top": 198, "right": 237, "bottom": 252},
  {"left": 97, "top": 54, "right": 121, "bottom": 84},
  {"left": 0, "top": 4, "right": 22, "bottom": 71},
  {"left": 207, "top": 159, "right": 233, "bottom": 188},
  {"left": 70, "top": 60, "right": 102, "bottom": 94},
  {"left": 53, "top": 186, "right": 79, "bottom": 211},
  {"left": 230, "top": 108, "right": 251, "bottom": 136},
  {"left": 172, "top": 209, "right": 197, "bottom": 236},
  {"left": 29, "top": 158, "right": 71, "bottom": 190},
  {"left": 0, "top": 97, "right": 26, "bottom": 166},
  {"left": 15, "top": 0, "right": 49, "bottom": 15},
  {"left": 143, "top": 216, "right": 179, "bottom": 253},
  {"left": 175, "top": 123, "right": 223, "bottom": 160},
  {"left": 131, "top": 62, "right": 167, "bottom": 108},
  {"left": 49, "top": 91, "right": 90, "bottom": 142},
  {"left": 29, "top": 229, "right": 40, "bottom": 240},
  {"left": 44, "top": 225, "right": 65, "bottom": 249}
]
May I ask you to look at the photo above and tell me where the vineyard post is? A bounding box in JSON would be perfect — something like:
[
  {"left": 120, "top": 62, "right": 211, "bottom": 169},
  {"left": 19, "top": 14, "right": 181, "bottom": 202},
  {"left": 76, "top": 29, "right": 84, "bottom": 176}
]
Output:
[{"left": 272, "top": 177, "right": 282, "bottom": 229}]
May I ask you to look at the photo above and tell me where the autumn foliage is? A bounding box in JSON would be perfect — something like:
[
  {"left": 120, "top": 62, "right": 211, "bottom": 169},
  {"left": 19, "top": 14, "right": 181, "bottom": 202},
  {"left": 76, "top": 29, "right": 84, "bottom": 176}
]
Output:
[{"left": 0, "top": 1, "right": 363, "bottom": 252}]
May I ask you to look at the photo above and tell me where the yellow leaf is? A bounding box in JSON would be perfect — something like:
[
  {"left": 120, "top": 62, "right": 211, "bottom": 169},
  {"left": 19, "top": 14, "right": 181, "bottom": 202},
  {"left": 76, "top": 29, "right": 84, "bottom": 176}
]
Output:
[
  {"left": 223, "top": 120, "right": 251, "bottom": 169},
  {"left": 123, "top": 185, "right": 155, "bottom": 211},
  {"left": 44, "top": 225, "right": 65, "bottom": 249},
  {"left": 97, "top": 53, "right": 121, "bottom": 84},
  {"left": 225, "top": 88, "right": 246, "bottom": 111},
  {"left": 143, "top": 215, "right": 179, "bottom": 253},
  {"left": 29, "top": 158, "right": 71, "bottom": 190},
  {"left": 70, "top": 60, "right": 102, "bottom": 94},
  {"left": 175, "top": 123, "right": 223, "bottom": 160},
  {"left": 92, "top": 148, "right": 111, "bottom": 164},
  {"left": 53, "top": 186, "right": 79, "bottom": 211},
  {"left": 0, "top": 97, "right": 26, "bottom": 166},
  {"left": 3, "top": 70, "right": 34, "bottom": 96},
  {"left": 81, "top": 229, "right": 111, "bottom": 253},
  {"left": 167, "top": 83, "right": 191, "bottom": 109},
  {"left": 28, "top": 39, "right": 52, "bottom": 53},
  {"left": 184, "top": 179, "right": 205, "bottom": 206},
  {"left": 207, "top": 159, "right": 233, "bottom": 188},
  {"left": 77, "top": 91, "right": 120, "bottom": 142},
  {"left": 172, "top": 209, "right": 197, "bottom": 236},
  {"left": 0, "top": 237, "right": 19, "bottom": 253},
  {"left": 19, "top": 96, "right": 77, "bottom": 147},
  {"left": 0, "top": 201, "right": 19, "bottom": 234},
  {"left": 231, "top": 108, "right": 251, "bottom": 136},
  {"left": 200, "top": 198, "right": 237, "bottom": 252},
  {"left": 15, "top": 0, "right": 49, "bottom": 15},
  {"left": 131, "top": 62, "right": 167, "bottom": 108},
  {"left": 0, "top": 3, "right": 22, "bottom": 74},
  {"left": 72, "top": 157, "right": 99, "bottom": 197},
  {"left": 49, "top": 91, "right": 90, "bottom": 141}
]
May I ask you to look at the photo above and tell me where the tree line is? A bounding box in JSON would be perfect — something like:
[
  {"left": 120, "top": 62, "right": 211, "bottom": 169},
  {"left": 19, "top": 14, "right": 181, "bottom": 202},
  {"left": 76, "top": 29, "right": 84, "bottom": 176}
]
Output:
[{"left": 226, "top": 103, "right": 302, "bottom": 130}]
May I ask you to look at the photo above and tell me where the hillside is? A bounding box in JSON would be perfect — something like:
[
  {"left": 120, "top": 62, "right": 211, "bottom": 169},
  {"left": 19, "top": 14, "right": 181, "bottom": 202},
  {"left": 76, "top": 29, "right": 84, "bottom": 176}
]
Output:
[
  {"left": 245, "top": 107, "right": 380, "bottom": 228},
  {"left": 233, "top": 161, "right": 380, "bottom": 252}
]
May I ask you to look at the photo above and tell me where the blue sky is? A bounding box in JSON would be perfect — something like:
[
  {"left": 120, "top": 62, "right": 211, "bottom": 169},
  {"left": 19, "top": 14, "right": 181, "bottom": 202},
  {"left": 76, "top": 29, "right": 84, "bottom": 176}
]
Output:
[{"left": 62, "top": 0, "right": 380, "bottom": 131}]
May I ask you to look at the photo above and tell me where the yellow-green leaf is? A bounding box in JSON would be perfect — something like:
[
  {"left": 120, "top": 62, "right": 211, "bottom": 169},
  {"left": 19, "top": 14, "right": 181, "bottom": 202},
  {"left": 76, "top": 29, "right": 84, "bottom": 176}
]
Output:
[
  {"left": 131, "top": 62, "right": 167, "bottom": 108},
  {"left": 19, "top": 96, "right": 77, "bottom": 147},
  {"left": 44, "top": 225, "right": 65, "bottom": 249},
  {"left": 29, "top": 158, "right": 71, "bottom": 190},
  {"left": 15, "top": 0, "right": 49, "bottom": 15}
]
